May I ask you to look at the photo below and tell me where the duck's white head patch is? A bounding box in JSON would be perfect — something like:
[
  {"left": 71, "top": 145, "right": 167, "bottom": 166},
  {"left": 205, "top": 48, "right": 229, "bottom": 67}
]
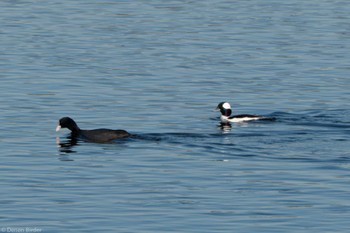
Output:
[{"left": 223, "top": 102, "right": 231, "bottom": 109}]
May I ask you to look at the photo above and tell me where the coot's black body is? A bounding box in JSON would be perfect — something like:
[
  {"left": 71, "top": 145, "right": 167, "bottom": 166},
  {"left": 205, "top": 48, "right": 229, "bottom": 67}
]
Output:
[{"left": 56, "top": 117, "right": 130, "bottom": 143}]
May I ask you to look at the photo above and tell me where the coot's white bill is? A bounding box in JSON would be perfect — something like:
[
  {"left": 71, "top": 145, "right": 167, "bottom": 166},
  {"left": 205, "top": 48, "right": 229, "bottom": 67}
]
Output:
[{"left": 56, "top": 125, "right": 61, "bottom": 132}]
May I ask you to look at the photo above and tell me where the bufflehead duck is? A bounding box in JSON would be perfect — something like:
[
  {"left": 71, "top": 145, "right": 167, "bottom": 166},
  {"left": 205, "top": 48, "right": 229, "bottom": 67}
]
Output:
[
  {"left": 216, "top": 102, "right": 272, "bottom": 123},
  {"left": 56, "top": 117, "right": 130, "bottom": 143}
]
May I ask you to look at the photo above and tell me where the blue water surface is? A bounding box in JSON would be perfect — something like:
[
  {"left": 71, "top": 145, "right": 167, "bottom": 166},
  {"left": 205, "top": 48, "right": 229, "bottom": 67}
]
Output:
[{"left": 1, "top": 0, "right": 350, "bottom": 232}]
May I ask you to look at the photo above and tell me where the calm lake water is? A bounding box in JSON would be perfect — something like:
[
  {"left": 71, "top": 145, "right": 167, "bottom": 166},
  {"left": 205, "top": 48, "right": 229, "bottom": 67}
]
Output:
[{"left": 1, "top": 0, "right": 350, "bottom": 232}]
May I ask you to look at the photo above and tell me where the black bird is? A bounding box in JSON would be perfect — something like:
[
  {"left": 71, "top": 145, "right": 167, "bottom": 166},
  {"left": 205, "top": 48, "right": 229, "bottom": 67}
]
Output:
[{"left": 56, "top": 117, "right": 130, "bottom": 143}]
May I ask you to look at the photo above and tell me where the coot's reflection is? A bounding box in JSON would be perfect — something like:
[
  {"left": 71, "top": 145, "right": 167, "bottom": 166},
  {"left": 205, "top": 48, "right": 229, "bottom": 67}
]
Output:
[{"left": 56, "top": 135, "right": 79, "bottom": 155}]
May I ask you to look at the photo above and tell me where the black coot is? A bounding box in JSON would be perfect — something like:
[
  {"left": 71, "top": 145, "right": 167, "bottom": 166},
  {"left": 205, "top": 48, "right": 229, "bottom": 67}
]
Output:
[{"left": 56, "top": 117, "right": 130, "bottom": 143}]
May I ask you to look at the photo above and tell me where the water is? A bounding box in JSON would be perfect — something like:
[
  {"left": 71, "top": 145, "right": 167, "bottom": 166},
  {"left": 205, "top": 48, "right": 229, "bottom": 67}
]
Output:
[{"left": 1, "top": 0, "right": 350, "bottom": 232}]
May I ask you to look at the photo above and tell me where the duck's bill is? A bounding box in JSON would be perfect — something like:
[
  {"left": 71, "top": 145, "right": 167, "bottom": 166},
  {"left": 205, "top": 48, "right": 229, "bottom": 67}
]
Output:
[{"left": 56, "top": 125, "right": 61, "bottom": 132}]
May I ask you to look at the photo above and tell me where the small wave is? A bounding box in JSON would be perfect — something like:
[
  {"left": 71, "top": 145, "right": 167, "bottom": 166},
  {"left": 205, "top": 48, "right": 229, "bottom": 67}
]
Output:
[
  {"left": 130, "top": 132, "right": 213, "bottom": 142},
  {"left": 270, "top": 110, "right": 350, "bottom": 129}
]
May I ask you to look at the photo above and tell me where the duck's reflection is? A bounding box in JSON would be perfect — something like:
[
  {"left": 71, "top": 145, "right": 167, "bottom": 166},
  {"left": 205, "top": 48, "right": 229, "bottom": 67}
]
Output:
[{"left": 218, "top": 122, "right": 232, "bottom": 133}]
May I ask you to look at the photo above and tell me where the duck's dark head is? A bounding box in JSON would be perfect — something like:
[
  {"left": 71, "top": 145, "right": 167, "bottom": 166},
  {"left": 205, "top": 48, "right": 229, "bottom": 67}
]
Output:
[
  {"left": 56, "top": 117, "right": 80, "bottom": 133},
  {"left": 216, "top": 102, "right": 232, "bottom": 117}
]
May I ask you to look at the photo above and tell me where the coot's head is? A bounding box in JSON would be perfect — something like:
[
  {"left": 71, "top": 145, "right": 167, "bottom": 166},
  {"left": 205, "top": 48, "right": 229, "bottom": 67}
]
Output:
[
  {"left": 56, "top": 117, "right": 80, "bottom": 133},
  {"left": 216, "top": 102, "right": 232, "bottom": 116}
]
